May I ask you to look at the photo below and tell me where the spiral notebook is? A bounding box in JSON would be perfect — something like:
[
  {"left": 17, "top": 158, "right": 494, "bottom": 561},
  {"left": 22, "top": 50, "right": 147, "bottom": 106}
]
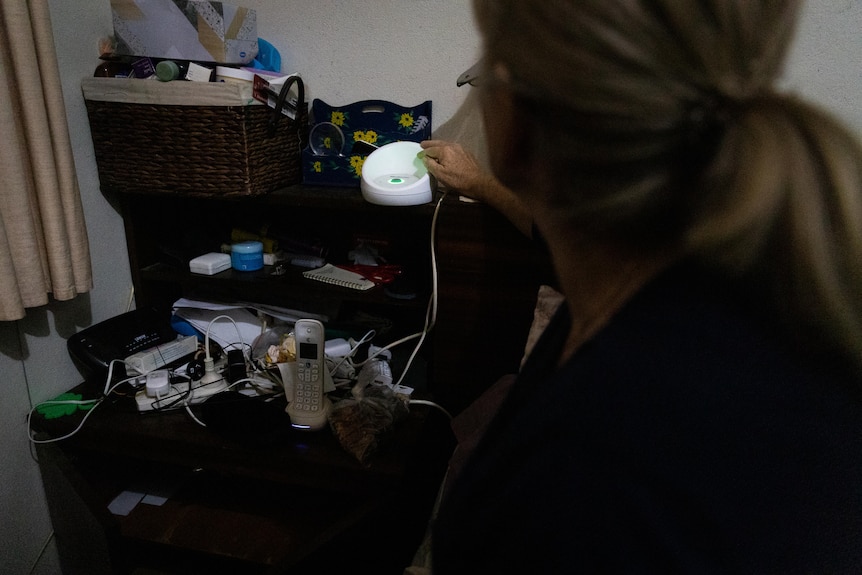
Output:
[{"left": 302, "top": 263, "right": 376, "bottom": 291}]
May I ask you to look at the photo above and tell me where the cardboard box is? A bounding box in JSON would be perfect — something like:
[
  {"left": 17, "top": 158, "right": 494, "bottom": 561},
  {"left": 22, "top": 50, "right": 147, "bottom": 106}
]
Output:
[{"left": 111, "top": 0, "right": 258, "bottom": 65}]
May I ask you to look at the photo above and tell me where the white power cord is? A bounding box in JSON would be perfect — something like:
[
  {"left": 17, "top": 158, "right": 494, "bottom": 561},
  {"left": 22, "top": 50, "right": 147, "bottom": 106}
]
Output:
[
  {"left": 200, "top": 314, "right": 245, "bottom": 386},
  {"left": 356, "top": 192, "right": 445, "bottom": 387},
  {"left": 28, "top": 359, "right": 139, "bottom": 444}
]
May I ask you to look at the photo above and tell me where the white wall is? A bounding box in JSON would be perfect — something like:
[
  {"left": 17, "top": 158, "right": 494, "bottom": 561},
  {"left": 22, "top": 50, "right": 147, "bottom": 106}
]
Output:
[
  {"left": 783, "top": 1, "right": 862, "bottom": 133},
  {"left": 1, "top": 1, "right": 860, "bottom": 573},
  {"left": 244, "top": 0, "right": 480, "bottom": 125}
]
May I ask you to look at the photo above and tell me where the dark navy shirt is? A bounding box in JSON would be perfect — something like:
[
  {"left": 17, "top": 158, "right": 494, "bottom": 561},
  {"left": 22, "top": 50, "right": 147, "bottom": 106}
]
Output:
[{"left": 433, "top": 263, "right": 862, "bottom": 574}]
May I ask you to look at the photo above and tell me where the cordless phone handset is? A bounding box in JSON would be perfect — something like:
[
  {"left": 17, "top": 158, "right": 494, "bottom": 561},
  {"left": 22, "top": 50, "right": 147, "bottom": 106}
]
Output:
[{"left": 287, "top": 319, "right": 332, "bottom": 431}]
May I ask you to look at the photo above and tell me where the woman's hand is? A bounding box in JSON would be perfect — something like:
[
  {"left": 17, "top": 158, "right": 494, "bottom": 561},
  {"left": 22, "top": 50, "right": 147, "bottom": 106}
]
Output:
[
  {"left": 420, "top": 139, "right": 533, "bottom": 238},
  {"left": 420, "top": 140, "right": 491, "bottom": 200}
]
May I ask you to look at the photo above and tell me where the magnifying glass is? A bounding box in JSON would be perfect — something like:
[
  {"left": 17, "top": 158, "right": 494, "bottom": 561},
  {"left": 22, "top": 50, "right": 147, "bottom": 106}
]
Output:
[{"left": 308, "top": 122, "right": 345, "bottom": 156}]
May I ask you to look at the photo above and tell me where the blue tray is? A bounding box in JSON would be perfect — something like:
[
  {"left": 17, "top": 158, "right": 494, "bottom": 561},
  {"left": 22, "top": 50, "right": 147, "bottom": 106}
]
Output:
[{"left": 302, "top": 99, "right": 432, "bottom": 187}]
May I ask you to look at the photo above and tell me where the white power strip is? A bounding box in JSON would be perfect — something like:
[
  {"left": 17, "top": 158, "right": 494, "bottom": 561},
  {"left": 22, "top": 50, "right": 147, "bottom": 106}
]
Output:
[
  {"left": 126, "top": 335, "right": 199, "bottom": 375},
  {"left": 135, "top": 377, "right": 229, "bottom": 412}
]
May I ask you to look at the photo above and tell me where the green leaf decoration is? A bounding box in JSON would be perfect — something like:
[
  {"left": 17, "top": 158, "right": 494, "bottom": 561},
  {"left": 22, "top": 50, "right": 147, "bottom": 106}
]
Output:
[{"left": 37, "top": 393, "right": 96, "bottom": 420}]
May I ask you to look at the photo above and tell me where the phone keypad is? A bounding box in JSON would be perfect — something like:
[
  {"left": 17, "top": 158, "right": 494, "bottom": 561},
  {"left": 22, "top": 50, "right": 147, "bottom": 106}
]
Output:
[
  {"left": 298, "top": 360, "right": 320, "bottom": 383},
  {"left": 296, "top": 361, "right": 322, "bottom": 411}
]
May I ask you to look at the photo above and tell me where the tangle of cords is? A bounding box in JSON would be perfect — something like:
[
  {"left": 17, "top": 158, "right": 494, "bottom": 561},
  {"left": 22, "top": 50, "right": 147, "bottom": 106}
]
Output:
[
  {"left": 184, "top": 375, "right": 286, "bottom": 428},
  {"left": 32, "top": 194, "right": 451, "bottom": 439},
  {"left": 327, "top": 329, "right": 377, "bottom": 374},
  {"left": 201, "top": 314, "right": 246, "bottom": 382}
]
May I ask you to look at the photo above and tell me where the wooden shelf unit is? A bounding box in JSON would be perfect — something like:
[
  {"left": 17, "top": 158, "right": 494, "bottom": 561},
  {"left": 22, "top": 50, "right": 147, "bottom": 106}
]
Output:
[{"left": 36, "top": 183, "right": 550, "bottom": 574}]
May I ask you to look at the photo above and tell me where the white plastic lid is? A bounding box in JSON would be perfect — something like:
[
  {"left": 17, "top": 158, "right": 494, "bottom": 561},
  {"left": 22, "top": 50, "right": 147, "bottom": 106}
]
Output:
[{"left": 231, "top": 240, "right": 263, "bottom": 254}]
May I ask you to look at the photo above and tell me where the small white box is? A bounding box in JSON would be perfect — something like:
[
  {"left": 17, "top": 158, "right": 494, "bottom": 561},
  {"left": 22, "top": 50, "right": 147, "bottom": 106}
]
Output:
[{"left": 189, "top": 252, "right": 231, "bottom": 275}]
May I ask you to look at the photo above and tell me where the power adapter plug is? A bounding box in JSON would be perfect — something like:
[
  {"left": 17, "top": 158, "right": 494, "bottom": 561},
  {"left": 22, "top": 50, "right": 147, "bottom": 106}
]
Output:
[
  {"left": 368, "top": 344, "right": 392, "bottom": 361},
  {"left": 200, "top": 356, "right": 223, "bottom": 386},
  {"left": 325, "top": 338, "right": 352, "bottom": 358},
  {"left": 357, "top": 358, "right": 392, "bottom": 387},
  {"left": 145, "top": 369, "right": 170, "bottom": 397},
  {"left": 226, "top": 349, "right": 246, "bottom": 384},
  {"left": 329, "top": 359, "right": 355, "bottom": 381}
]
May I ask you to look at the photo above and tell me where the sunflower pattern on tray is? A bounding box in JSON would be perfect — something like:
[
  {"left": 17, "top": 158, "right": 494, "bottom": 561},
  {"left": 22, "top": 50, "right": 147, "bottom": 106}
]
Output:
[{"left": 302, "top": 99, "right": 432, "bottom": 187}]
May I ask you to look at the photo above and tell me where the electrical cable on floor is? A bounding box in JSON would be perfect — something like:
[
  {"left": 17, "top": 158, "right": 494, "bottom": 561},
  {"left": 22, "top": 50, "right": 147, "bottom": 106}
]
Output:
[{"left": 408, "top": 399, "right": 452, "bottom": 420}]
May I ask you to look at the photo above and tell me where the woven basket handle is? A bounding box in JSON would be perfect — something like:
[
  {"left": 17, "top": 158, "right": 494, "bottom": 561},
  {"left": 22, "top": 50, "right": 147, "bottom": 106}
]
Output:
[{"left": 269, "top": 74, "right": 306, "bottom": 144}]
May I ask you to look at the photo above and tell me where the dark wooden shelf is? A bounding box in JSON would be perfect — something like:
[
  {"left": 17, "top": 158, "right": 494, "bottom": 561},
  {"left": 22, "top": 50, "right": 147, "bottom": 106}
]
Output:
[
  {"left": 107, "top": 183, "right": 444, "bottom": 213},
  {"left": 116, "top": 185, "right": 441, "bottom": 348},
  {"left": 140, "top": 260, "right": 429, "bottom": 311},
  {"left": 35, "top": 384, "right": 454, "bottom": 574},
  {"left": 42, "top": 183, "right": 548, "bottom": 573},
  {"left": 113, "top": 185, "right": 552, "bottom": 408}
]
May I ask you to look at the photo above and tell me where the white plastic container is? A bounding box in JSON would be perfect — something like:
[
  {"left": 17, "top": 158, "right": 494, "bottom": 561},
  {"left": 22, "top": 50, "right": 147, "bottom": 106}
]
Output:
[
  {"left": 216, "top": 66, "right": 255, "bottom": 86},
  {"left": 231, "top": 241, "right": 264, "bottom": 271},
  {"left": 189, "top": 252, "right": 231, "bottom": 275},
  {"left": 360, "top": 141, "right": 432, "bottom": 206}
]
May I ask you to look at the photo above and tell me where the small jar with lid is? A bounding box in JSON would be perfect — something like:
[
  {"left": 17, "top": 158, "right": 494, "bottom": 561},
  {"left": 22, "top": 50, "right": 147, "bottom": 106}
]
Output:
[
  {"left": 231, "top": 241, "right": 264, "bottom": 271},
  {"left": 155, "top": 60, "right": 188, "bottom": 82}
]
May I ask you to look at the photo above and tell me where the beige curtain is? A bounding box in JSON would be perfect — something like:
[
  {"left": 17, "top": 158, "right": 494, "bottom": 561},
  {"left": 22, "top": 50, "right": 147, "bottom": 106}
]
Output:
[{"left": 0, "top": 0, "right": 93, "bottom": 321}]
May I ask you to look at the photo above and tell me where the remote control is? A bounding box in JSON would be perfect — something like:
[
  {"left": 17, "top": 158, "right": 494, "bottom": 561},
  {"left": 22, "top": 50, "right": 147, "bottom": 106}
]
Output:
[{"left": 287, "top": 319, "right": 331, "bottom": 430}]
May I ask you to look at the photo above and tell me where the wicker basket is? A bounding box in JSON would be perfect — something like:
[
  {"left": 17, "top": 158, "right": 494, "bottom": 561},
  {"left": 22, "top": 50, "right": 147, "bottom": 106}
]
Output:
[{"left": 82, "top": 77, "right": 307, "bottom": 197}]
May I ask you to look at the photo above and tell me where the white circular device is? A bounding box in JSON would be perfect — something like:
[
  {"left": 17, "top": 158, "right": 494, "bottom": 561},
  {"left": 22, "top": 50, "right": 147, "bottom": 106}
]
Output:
[{"left": 360, "top": 141, "right": 432, "bottom": 206}]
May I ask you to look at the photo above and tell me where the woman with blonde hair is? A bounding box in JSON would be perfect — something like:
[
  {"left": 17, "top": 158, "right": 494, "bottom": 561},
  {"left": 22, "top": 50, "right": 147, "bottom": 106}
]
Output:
[{"left": 432, "top": 1, "right": 862, "bottom": 572}]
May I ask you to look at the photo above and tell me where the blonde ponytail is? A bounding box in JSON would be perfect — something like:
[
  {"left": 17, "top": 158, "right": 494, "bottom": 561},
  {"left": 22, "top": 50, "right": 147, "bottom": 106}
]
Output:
[
  {"left": 692, "top": 95, "right": 862, "bottom": 369},
  {"left": 473, "top": 0, "right": 862, "bottom": 370}
]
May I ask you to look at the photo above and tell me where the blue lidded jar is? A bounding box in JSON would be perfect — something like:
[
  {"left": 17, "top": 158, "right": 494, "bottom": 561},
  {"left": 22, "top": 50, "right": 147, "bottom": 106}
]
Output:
[{"left": 231, "top": 241, "right": 264, "bottom": 271}]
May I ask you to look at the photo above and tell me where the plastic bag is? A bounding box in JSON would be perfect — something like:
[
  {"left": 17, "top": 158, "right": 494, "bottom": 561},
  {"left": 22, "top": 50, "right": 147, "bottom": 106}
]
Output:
[{"left": 329, "top": 383, "right": 408, "bottom": 463}]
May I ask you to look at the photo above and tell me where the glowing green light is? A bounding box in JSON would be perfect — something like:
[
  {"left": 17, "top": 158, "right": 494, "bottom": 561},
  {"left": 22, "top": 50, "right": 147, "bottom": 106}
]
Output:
[{"left": 389, "top": 177, "right": 404, "bottom": 184}]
